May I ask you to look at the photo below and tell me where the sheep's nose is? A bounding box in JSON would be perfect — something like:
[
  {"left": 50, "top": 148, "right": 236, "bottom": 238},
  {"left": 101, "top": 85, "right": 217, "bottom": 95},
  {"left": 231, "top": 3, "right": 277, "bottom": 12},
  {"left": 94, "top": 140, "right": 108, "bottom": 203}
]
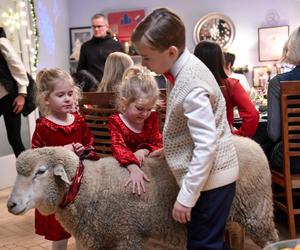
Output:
[{"left": 7, "top": 200, "right": 17, "bottom": 211}]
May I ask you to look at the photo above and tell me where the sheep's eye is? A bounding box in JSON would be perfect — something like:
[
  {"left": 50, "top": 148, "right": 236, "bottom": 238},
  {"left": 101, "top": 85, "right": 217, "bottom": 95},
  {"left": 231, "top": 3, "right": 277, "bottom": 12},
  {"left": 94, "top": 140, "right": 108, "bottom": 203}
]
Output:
[
  {"left": 35, "top": 166, "right": 47, "bottom": 176},
  {"left": 36, "top": 169, "right": 46, "bottom": 175}
]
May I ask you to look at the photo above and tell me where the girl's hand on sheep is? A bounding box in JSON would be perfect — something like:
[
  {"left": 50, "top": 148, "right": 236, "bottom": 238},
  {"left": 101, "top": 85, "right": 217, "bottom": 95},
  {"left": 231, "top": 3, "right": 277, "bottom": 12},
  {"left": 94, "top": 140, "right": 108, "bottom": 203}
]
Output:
[
  {"left": 148, "top": 148, "right": 164, "bottom": 158},
  {"left": 126, "top": 164, "right": 150, "bottom": 195},
  {"left": 134, "top": 149, "right": 150, "bottom": 163},
  {"left": 172, "top": 201, "right": 192, "bottom": 224},
  {"left": 72, "top": 143, "right": 85, "bottom": 156}
]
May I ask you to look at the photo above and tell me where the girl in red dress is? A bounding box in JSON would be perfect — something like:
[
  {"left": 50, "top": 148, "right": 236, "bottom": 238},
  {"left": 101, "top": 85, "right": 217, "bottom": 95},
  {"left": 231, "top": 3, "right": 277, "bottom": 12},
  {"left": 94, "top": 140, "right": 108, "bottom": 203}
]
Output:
[
  {"left": 109, "top": 66, "right": 163, "bottom": 195},
  {"left": 32, "top": 68, "right": 98, "bottom": 250}
]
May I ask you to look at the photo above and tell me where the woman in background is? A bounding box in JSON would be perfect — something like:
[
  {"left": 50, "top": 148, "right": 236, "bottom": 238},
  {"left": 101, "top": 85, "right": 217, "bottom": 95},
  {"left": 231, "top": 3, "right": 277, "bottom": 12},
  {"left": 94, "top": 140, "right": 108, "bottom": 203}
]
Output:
[
  {"left": 97, "top": 52, "right": 133, "bottom": 92},
  {"left": 194, "top": 41, "right": 259, "bottom": 138},
  {"left": 0, "top": 27, "right": 28, "bottom": 157},
  {"left": 267, "top": 26, "right": 300, "bottom": 173}
]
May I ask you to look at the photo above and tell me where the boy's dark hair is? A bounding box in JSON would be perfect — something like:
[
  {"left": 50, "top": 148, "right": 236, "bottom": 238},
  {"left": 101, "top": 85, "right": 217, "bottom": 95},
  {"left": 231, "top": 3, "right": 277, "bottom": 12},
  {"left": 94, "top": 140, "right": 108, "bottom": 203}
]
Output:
[
  {"left": 131, "top": 8, "right": 185, "bottom": 52},
  {"left": 72, "top": 70, "right": 99, "bottom": 92},
  {"left": 224, "top": 52, "right": 236, "bottom": 67},
  {"left": 0, "top": 27, "right": 7, "bottom": 38},
  {"left": 194, "top": 41, "right": 227, "bottom": 85}
]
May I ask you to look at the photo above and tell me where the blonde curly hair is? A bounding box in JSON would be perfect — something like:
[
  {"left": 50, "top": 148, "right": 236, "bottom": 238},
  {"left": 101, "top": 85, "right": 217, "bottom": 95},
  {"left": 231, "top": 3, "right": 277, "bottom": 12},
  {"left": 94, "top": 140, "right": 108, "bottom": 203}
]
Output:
[
  {"left": 115, "top": 66, "right": 160, "bottom": 112},
  {"left": 36, "top": 68, "right": 80, "bottom": 115}
]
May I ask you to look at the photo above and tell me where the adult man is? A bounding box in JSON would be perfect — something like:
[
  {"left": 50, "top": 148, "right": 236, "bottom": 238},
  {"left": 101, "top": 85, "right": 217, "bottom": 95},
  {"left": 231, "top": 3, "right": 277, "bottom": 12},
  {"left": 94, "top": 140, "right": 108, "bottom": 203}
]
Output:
[{"left": 77, "top": 13, "right": 124, "bottom": 82}]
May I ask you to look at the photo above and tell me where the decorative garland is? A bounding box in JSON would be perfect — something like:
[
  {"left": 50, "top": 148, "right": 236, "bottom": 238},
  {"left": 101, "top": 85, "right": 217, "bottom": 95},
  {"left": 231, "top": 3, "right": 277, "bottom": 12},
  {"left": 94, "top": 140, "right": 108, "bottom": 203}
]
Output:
[{"left": 28, "top": 0, "right": 39, "bottom": 70}]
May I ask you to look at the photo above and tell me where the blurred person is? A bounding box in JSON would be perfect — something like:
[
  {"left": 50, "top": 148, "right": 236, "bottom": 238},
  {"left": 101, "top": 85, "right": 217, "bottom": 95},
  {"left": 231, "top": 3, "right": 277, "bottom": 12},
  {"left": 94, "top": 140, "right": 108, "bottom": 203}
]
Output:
[
  {"left": 77, "top": 13, "right": 124, "bottom": 82},
  {"left": 268, "top": 26, "right": 300, "bottom": 173},
  {"left": 0, "top": 26, "right": 28, "bottom": 157},
  {"left": 194, "top": 41, "right": 259, "bottom": 138},
  {"left": 97, "top": 52, "right": 133, "bottom": 92},
  {"left": 224, "top": 52, "right": 251, "bottom": 94}
]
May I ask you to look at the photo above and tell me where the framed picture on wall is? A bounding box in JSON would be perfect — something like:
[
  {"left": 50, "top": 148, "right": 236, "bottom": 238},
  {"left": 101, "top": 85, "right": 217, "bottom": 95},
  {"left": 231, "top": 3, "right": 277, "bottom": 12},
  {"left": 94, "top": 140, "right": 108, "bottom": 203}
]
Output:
[
  {"left": 258, "top": 25, "right": 289, "bottom": 61},
  {"left": 252, "top": 66, "right": 269, "bottom": 87},
  {"left": 69, "top": 26, "right": 92, "bottom": 53},
  {"left": 107, "top": 9, "right": 145, "bottom": 43}
]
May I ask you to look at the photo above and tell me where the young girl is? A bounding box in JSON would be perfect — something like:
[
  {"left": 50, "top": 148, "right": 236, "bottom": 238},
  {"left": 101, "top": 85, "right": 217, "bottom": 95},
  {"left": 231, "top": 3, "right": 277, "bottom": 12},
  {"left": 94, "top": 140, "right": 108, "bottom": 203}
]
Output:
[
  {"left": 97, "top": 51, "right": 133, "bottom": 92},
  {"left": 32, "top": 68, "right": 99, "bottom": 250},
  {"left": 108, "top": 66, "right": 163, "bottom": 195},
  {"left": 131, "top": 8, "right": 239, "bottom": 249},
  {"left": 194, "top": 41, "right": 259, "bottom": 138}
]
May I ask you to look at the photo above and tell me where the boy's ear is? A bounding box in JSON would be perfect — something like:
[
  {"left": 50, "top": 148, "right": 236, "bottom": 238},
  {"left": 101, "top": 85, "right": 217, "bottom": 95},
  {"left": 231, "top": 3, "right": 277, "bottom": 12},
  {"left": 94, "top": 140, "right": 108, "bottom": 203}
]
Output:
[{"left": 168, "top": 46, "right": 179, "bottom": 57}]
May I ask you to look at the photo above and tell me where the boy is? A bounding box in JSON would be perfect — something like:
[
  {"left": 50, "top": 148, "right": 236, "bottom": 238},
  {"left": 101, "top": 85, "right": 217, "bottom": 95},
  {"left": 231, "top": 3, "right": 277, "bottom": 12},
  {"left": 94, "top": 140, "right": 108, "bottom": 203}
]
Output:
[{"left": 131, "top": 8, "right": 239, "bottom": 249}]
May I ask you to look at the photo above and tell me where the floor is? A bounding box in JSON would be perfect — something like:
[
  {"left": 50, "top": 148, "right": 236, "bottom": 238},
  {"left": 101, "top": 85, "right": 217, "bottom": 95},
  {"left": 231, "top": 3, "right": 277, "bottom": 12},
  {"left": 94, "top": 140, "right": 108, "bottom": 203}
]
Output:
[{"left": 0, "top": 187, "right": 293, "bottom": 250}]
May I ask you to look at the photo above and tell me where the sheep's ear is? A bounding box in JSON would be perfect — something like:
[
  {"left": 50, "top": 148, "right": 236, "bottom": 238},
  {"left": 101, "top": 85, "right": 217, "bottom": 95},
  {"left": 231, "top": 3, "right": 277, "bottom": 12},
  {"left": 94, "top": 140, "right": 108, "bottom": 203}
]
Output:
[{"left": 53, "top": 164, "right": 71, "bottom": 185}]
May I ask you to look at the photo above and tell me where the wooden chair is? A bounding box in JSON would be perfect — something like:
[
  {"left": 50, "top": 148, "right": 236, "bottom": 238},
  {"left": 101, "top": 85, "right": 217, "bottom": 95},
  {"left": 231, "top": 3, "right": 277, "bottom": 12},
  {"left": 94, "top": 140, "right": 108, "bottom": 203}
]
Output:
[
  {"left": 271, "top": 81, "right": 300, "bottom": 238},
  {"left": 79, "top": 92, "right": 117, "bottom": 157}
]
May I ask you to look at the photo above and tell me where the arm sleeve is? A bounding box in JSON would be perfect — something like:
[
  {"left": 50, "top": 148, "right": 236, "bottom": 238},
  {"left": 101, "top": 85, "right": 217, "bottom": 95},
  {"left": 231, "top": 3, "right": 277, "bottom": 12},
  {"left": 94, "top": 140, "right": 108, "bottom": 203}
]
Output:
[
  {"left": 231, "top": 81, "right": 259, "bottom": 137},
  {"left": 108, "top": 116, "right": 140, "bottom": 167},
  {"left": 177, "top": 88, "right": 217, "bottom": 208},
  {"left": 136, "top": 112, "right": 163, "bottom": 152},
  {"left": 31, "top": 123, "right": 46, "bottom": 149},
  {"left": 0, "top": 38, "right": 28, "bottom": 94},
  {"left": 267, "top": 77, "right": 281, "bottom": 142}
]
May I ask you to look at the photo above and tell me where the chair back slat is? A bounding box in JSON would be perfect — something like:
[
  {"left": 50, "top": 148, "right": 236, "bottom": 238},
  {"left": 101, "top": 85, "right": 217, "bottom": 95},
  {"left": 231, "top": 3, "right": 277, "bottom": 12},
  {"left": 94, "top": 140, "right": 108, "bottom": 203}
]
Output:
[
  {"left": 79, "top": 92, "right": 117, "bottom": 156},
  {"left": 281, "top": 81, "right": 300, "bottom": 158}
]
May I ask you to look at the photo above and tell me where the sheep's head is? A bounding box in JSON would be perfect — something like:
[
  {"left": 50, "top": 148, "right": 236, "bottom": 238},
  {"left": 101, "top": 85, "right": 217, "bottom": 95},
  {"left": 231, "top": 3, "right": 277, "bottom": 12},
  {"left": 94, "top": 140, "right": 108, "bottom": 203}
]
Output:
[{"left": 7, "top": 147, "right": 79, "bottom": 216}]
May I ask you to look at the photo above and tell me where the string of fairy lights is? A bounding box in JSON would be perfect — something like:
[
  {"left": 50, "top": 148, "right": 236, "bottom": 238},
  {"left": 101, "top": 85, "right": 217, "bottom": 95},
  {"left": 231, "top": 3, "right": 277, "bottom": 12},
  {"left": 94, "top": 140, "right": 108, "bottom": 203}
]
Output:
[{"left": 1, "top": 0, "right": 39, "bottom": 72}]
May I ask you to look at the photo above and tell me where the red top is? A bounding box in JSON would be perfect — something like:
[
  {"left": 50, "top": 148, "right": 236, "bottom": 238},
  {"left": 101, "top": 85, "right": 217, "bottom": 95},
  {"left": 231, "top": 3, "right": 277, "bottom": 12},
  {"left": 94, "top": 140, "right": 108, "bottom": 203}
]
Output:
[
  {"left": 109, "top": 111, "right": 163, "bottom": 167},
  {"left": 221, "top": 78, "right": 259, "bottom": 137},
  {"left": 32, "top": 112, "right": 98, "bottom": 241}
]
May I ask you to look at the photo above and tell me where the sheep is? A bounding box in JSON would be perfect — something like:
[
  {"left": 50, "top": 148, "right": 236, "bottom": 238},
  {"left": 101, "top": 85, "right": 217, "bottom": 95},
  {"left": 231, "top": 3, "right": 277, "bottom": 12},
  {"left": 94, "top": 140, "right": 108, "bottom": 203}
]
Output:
[
  {"left": 7, "top": 146, "right": 186, "bottom": 250},
  {"left": 7, "top": 135, "right": 278, "bottom": 249},
  {"left": 228, "top": 136, "right": 279, "bottom": 247}
]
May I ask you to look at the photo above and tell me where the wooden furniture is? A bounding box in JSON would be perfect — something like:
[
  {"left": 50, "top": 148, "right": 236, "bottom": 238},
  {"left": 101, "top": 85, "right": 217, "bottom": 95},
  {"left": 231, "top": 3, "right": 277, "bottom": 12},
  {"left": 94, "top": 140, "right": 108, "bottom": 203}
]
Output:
[
  {"left": 271, "top": 81, "right": 300, "bottom": 239},
  {"left": 79, "top": 92, "right": 117, "bottom": 157}
]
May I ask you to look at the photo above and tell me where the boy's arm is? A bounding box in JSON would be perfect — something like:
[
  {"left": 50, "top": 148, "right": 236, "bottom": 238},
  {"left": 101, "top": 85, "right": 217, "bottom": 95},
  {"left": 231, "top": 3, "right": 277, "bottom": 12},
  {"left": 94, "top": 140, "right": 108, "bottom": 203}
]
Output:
[{"left": 177, "top": 88, "right": 217, "bottom": 208}]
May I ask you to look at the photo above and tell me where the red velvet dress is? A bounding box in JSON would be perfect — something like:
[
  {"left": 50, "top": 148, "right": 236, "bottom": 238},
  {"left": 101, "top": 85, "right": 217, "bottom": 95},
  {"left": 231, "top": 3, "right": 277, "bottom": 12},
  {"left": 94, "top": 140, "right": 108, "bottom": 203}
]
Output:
[
  {"left": 109, "top": 112, "right": 163, "bottom": 167},
  {"left": 221, "top": 78, "right": 259, "bottom": 137},
  {"left": 31, "top": 113, "right": 98, "bottom": 241}
]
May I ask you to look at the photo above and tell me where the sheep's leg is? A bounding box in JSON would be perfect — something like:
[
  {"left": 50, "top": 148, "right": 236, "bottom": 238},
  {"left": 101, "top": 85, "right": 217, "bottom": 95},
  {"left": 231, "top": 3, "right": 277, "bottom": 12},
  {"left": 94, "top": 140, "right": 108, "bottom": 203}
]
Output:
[{"left": 225, "top": 221, "right": 245, "bottom": 250}]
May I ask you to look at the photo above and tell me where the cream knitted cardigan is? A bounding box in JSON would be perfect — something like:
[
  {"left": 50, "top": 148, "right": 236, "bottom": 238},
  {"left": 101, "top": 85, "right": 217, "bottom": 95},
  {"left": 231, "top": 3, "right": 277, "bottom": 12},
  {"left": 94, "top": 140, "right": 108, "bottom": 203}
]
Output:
[{"left": 163, "top": 55, "right": 239, "bottom": 194}]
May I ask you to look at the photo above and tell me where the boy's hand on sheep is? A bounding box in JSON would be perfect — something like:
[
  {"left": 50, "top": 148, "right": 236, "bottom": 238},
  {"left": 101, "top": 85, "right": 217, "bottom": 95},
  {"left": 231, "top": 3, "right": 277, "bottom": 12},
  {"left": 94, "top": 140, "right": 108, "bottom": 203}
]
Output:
[
  {"left": 172, "top": 201, "right": 192, "bottom": 224},
  {"left": 148, "top": 148, "right": 164, "bottom": 158},
  {"left": 126, "top": 164, "right": 150, "bottom": 195},
  {"left": 134, "top": 149, "right": 150, "bottom": 164}
]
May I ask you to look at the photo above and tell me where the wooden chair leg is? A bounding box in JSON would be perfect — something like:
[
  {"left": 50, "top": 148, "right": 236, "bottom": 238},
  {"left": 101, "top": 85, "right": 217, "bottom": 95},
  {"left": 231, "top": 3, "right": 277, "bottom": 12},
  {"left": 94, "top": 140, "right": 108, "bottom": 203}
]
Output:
[{"left": 286, "top": 186, "right": 296, "bottom": 238}]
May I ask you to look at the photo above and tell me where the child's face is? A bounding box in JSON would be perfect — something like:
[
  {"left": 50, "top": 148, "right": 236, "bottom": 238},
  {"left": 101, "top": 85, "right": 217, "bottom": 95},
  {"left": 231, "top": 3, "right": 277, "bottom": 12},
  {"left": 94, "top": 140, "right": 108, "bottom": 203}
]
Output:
[
  {"left": 123, "top": 97, "right": 156, "bottom": 126},
  {"left": 45, "top": 82, "right": 75, "bottom": 115},
  {"left": 134, "top": 42, "right": 177, "bottom": 74}
]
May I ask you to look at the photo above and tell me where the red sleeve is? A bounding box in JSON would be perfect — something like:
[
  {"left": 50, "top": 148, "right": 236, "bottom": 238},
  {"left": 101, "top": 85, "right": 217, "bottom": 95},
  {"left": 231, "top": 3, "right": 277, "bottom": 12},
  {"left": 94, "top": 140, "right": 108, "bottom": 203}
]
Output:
[
  {"left": 108, "top": 115, "right": 140, "bottom": 167},
  {"left": 136, "top": 112, "right": 163, "bottom": 152},
  {"left": 31, "top": 121, "right": 46, "bottom": 149},
  {"left": 230, "top": 80, "right": 259, "bottom": 137}
]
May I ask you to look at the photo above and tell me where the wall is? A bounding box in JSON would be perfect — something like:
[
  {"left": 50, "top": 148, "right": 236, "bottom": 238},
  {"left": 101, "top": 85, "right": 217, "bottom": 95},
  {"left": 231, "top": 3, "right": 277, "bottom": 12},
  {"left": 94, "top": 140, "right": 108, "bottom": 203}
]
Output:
[
  {"left": 37, "top": 0, "right": 70, "bottom": 70},
  {"left": 67, "top": 0, "right": 300, "bottom": 85}
]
